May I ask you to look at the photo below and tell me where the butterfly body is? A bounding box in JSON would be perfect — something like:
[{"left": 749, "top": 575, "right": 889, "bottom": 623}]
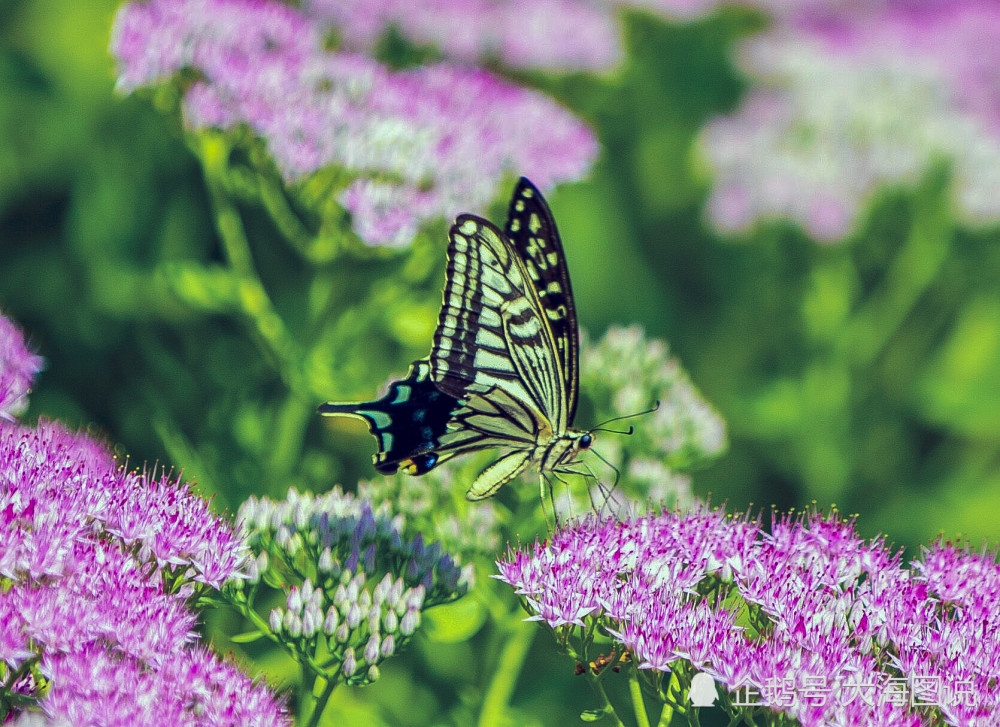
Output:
[{"left": 321, "top": 178, "right": 589, "bottom": 501}]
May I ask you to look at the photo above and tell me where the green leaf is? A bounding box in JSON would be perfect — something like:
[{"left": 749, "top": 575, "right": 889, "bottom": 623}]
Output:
[
  {"left": 262, "top": 568, "right": 285, "bottom": 590},
  {"left": 579, "top": 707, "right": 611, "bottom": 722},
  {"left": 421, "top": 598, "right": 487, "bottom": 643},
  {"left": 157, "top": 261, "right": 241, "bottom": 312},
  {"left": 230, "top": 630, "right": 266, "bottom": 644}
]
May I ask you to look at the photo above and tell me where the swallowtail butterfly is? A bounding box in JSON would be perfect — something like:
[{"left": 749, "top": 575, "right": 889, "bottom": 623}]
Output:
[{"left": 320, "top": 178, "right": 592, "bottom": 500}]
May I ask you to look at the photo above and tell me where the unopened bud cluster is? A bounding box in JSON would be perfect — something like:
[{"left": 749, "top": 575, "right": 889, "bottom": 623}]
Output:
[
  {"left": 235, "top": 486, "right": 470, "bottom": 685},
  {"left": 359, "top": 466, "right": 501, "bottom": 557}
]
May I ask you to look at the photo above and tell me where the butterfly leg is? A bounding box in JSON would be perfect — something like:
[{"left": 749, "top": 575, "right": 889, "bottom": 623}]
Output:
[
  {"left": 583, "top": 462, "right": 621, "bottom": 517},
  {"left": 540, "top": 472, "right": 557, "bottom": 530}
]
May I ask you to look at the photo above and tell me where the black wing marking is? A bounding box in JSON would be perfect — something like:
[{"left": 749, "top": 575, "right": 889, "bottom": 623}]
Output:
[
  {"left": 504, "top": 178, "right": 580, "bottom": 422},
  {"left": 319, "top": 359, "right": 508, "bottom": 475},
  {"left": 431, "top": 214, "right": 566, "bottom": 435}
]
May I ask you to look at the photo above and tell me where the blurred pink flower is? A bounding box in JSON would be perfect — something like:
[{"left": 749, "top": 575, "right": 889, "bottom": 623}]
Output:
[
  {"left": 702, "top": 1, "right": 1000, "bottom": 241},
  {"left": 307, "top": 0, "right": 622, "bottom": 71},
  {"left": 306, "top": 0, "right": 735, "bottom": 72},
  {"left": 0, "top": 311, "right": 43, "bottom": 421},
  {"left": 111, "top": 0, "right": 598, "bottom": 246}
]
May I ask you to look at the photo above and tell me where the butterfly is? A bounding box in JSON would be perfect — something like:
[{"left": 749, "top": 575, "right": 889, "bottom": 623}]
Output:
[{"left": 320, "top": 177, "right": 592, "bottom": 500}]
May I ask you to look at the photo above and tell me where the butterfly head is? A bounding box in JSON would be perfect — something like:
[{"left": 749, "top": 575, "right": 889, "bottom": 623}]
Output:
[{"left": 546, "top": 429, "right": 594, "bottom": 473}]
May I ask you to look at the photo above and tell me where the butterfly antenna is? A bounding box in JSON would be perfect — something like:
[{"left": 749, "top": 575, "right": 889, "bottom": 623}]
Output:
[
  {"left": 590, "top": 424, "right": 634, "bottom": 436},
  {"left": 591, "top": 400, "right": 660, "bottom": 432}
]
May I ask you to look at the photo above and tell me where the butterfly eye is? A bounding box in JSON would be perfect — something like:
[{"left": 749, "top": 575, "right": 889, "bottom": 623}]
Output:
[{"left": 579, "top": 433, "right": 593, "bottom": 449}]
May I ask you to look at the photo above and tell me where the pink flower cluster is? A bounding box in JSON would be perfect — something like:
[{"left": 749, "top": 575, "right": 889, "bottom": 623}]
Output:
[
  {"left": 0, "top": 327, "right": 287, "bottom": 726},
  {"left": 0, "top": 421, "right": 288, "bottom": 726},
  {"left": 39, "top": 645, "right": 285, "bottom": 726},
  {"left": 306, "top": 0, "right": 623, "bottom": 71},
  {"left": 111, "top": 0, "right": 598, "bottom": 246},
  {"left": 306, "top": 0, "right": 731, "bottom": 71},
  {"left": 497, "top": 506, "right": 1000, "bottom": 725}
]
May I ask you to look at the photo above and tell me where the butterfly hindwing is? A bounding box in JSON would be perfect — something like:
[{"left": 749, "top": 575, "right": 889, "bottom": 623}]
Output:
[
  {"left": 504, "top": 177, "right": 579, "bottom": 420},
  {"left": 319, "top": 359, "right": 497, "bottom": 475}
]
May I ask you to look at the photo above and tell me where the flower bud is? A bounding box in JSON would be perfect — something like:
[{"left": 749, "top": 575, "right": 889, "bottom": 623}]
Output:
[
  {"left": 283, "top": 610, "right": 302, "bottom": 638},
  {"left": 380, "top": 634, "right": 396, "bottom": 658},
  {"left": 323, "top": 606, "right": 339, "bottom": 635},
  {"left": 400, "top": 606, "right": 419, "bottom": 636},
  {"left": 365, "top": 634, "right": 380, "bottom": 664},
  {"left": 342, "top": 647, "right": 357, "bottom": 677}
]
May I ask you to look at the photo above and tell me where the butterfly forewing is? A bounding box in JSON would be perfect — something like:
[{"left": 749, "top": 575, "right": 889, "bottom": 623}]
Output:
[
  {"left": 504, "top": 178, "right": 579, "bottom": 421},
  {"left": 431, "top": 214, "right": 567, "bottom": 436}
]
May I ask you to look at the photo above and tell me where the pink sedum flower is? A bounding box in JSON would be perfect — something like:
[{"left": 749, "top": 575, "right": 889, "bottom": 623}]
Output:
[
  {"left": 497, "top": 506, "right": 1000, "bottom": 725},
  {"left": 0, "top": 415, "right": 286, "bottom": 724},
  {"left": 37, "top": 645, "right": 286, "bottom": 727},
  {"left": 111, "top": 0, "right": 598, "bottom": 246},
  {"left": 703, "top": 1, "right": 1000, "bottom": 241}
]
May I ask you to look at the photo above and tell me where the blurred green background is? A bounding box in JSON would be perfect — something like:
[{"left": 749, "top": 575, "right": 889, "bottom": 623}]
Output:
[{"left": 4, "top": 2, "right": 1000, "bottom": 724}]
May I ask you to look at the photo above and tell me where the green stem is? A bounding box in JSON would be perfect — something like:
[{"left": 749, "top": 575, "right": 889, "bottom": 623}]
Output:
[
  {"left": 657, "top": 668, "right": 682, "bottom": 727},
  {"left": 585, "top": 672, "right": 627, "bottom": 727},
  {"left": 304, "top": 672, "right": 338, "bottom": 727},
  {"left": 477, "top": 615, "right": 537, "bottom": 727},
  {"left": 199, "top": 135, "right": 255, "bottom": 278},
  {"left": 258, "top": 174, "right": 340, "bottom": 263},
  {"left": 628, "top": 667, "right": 651, "bottom": 727},
  {"left": 841, "top": 171, "right": 952, "bottom": 367},
  {"left": 560, "top": 625, "right": 628, "bottom": 726},
  {"left": 197, "top": 134, "right": 309, "bottom": 395}
]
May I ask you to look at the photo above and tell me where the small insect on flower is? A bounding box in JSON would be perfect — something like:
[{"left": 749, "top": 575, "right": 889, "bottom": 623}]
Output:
[
  {"left": 321, "top": 178, "right": 596, "bottom": 502},
  {"left": 589, "top": 651, "right": 616, "bottom": 675}
]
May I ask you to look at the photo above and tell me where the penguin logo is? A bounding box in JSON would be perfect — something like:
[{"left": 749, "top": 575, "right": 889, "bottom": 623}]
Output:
[{"left": 689, "top": 672, "right": 719, "bottom": 707}]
